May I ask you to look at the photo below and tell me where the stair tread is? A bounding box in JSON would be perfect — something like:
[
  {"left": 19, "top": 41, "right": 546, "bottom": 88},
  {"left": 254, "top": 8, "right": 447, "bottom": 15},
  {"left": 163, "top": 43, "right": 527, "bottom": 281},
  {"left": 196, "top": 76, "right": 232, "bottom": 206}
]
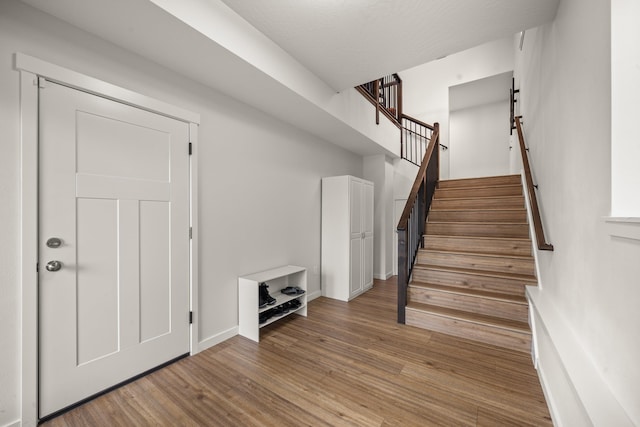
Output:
[
  {"left": 423, "top": 235, "right": 531, "bottom": 242},
  {"left": 437, "top": 183, "right": 522, "bottom": 190},
  {"left": 426, "top": 221, "right": 528, "bottom": 225},
  {"left": 429, "top": 208, "right": 527, "bottom": 212},
  {"left": 408, "top": 282, "right": 528, "bottom": 304},
  {"left": 406, "top": 302, "right": 531, "bottom": 333},
  {"left": 433, "top": 195, "right": 524, "bottom": 200},
  {"left": 413, "top": 263, "right": 537, "bottom": 282},
  {"left": 438, "top": 175, "right": 520, "bottom": 187},
  {"left": 420, "top": 248, "right": 533, "bottom": 260}
]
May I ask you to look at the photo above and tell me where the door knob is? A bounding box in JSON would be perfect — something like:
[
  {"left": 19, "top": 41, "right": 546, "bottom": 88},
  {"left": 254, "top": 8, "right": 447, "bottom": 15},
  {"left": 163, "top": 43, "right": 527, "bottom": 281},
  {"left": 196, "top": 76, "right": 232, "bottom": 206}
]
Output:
[{"left": 45, "top": 260, "right": 62, "bottom": 272}]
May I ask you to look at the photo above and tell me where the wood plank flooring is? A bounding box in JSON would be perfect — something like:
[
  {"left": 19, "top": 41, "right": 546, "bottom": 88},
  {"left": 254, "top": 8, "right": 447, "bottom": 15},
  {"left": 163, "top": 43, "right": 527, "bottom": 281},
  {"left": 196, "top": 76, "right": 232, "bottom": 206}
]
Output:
[{"left": 43, "top": 277, "right": 552, "bottom": 427}]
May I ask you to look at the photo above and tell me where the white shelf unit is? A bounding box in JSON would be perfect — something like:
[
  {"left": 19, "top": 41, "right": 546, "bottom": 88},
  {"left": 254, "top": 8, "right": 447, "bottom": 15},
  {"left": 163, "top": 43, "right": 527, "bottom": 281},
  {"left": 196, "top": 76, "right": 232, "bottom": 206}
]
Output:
[{"left": 238, "top": 265, "right": 307, "bottom": 342}]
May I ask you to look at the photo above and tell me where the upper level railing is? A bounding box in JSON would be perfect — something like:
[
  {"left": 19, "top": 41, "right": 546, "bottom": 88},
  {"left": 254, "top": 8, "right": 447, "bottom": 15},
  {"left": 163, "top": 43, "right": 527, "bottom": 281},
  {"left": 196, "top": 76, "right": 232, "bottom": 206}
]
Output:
[
  {"left": 514, "top": 116, "right": 553, "bottom": 251},
  {"left": 356, "top": 74, "right": 402, "bottom": 124},
  {"left": 356, "top": 75, "right": 447, "bottom": 168},
  {"left": 396, "top": 123, "right": 440, "bottom": 323}
]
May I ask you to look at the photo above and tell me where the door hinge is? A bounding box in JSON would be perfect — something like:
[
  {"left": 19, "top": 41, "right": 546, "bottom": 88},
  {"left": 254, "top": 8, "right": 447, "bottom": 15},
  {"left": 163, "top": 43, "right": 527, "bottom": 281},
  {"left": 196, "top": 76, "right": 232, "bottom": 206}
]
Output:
[
  {"left": 189, "top": 227, "right": 192, "bottom": 239},
  {"left": 189, "top": 311, "right": 193, "bottom": 324},
  {"left": 188, "top": 142, "right": 192, "bottom": 155}
]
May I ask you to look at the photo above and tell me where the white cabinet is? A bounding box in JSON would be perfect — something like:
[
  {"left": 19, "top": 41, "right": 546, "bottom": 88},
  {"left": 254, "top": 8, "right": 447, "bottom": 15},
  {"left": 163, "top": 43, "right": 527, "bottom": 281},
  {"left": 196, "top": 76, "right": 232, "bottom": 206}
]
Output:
[
  {"left": 238, "top": 265, "right": 307, "bottom": 342},
  {"left": 321, "top": 176, "right": 374, "bottom": 302}
]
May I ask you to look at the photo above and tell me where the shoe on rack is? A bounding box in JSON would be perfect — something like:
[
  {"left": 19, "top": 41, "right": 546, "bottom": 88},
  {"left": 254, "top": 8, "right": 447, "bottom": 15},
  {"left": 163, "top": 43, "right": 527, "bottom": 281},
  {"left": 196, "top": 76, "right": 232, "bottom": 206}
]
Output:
[
  {"left": 259, "top": 311, "right": 271, "bottom": 324},
  {"left": 281, "top": 286, "right": 305, "bottom": 296},
  {"left": 270, "top": 305, "right": 285, "bottom": 317},
  {"left": 259, "top": 282, "right": 277, "bottom": 305},
  {"left": 259, "top": 291, "right": 267, "bottom": 309},
  {"left": 279, "top": 303, "right": 290, "bottom": 314},
  {"left": 288, "top": 299, "right": 302, "bottom": 310}
]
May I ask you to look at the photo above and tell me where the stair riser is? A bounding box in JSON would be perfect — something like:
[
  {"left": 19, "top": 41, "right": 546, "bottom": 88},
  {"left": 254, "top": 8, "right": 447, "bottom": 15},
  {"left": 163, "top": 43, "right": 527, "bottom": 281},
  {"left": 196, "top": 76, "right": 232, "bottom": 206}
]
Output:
[
  {"left": 412, "top": 267, "right": 529, "bottom": 296},
  {"left": 423, "top": 236, "right": 532, "bottom": 257},
  {"left": 417, "top": 251, "right": 535, "bottom": 276},
  {"left": 431, "top": 197, "right": 525, "bottom": 210},
  {"left": 405, "top": 308, "right": 532, "bottom": 353},
  {"left": 428, "top": 210, "right": 527, "bottom": 223},
  {"left": 438, "top": 175, "right": 522, "bottom": 189},
  {"left": 426, "top": 223, "right": 529, "bottom": 239},
  {"left": 408, "top": 287, "right": 529, "bottom": 323},
  {"left": 434, "top": 186, "right": 522, "bottom": 199}
]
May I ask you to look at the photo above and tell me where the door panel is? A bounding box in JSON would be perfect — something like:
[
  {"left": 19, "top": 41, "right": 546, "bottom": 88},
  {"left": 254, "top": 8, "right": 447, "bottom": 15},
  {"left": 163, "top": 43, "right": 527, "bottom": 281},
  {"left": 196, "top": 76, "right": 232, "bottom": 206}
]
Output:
[
  {"left": 39, "top": 81, "right": 190, "bottom": 417},
  {"left": 350, "top": 237, "right": 363, "bottom": 297},
  {"left": 350, "top": 178, "right": 362, "bottom": 236},
  {"left": 363, "top": 235, "right": 374, "bottom": 290}
]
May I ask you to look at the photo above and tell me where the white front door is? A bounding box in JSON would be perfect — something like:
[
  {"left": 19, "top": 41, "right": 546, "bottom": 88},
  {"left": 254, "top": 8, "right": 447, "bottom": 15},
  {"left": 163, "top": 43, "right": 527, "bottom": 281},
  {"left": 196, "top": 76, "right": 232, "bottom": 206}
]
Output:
[{"left": 38, "top": 81, "right": 191, "bottom": 418}]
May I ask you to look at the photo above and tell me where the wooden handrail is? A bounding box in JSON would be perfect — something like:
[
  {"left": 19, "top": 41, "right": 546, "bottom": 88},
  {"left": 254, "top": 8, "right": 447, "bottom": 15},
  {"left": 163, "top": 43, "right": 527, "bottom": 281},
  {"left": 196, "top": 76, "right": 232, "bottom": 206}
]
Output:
[
  {"left": 515, "top": 117, "right": 553, "bottom": 251},
  {"left": 397, "top": 123, "right": 440, "bottom": 323},
  {"left": 400, "top": 114, "right": 434, "bottom": 131},
  {"left": 397, "top": 125, "right": 439, "bottom": 231}
]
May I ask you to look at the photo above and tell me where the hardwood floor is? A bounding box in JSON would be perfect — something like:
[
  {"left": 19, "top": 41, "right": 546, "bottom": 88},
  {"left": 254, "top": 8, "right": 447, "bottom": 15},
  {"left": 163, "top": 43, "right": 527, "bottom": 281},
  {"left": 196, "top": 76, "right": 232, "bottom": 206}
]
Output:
[{"left": 43, "top": 277, "right": 552, "bottom": 426}]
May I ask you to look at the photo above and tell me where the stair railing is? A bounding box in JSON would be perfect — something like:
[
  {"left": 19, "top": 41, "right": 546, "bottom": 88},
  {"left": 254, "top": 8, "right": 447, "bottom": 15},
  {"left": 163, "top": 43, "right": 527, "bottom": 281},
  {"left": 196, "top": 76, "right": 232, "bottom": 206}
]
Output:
[
  {"left": 397, "top": 123, "right": 440, "bottom": 323},
  {"left": 514, "top": 116, "right": 554, "bottom": 251},
  {"left": 356, "top": 74, "right": 402, "bottom": 125},
  {"left": 400, "top": 114, "right": 448, "bottom": 166}
]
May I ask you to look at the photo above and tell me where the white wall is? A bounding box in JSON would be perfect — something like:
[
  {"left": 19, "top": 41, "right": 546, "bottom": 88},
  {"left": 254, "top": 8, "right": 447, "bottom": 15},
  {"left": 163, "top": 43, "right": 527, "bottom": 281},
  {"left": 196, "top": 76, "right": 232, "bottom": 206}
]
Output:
[
  {"left": 449, "top": 101, "right": 511, "bottom": 179},
  {"left": 516, "top": 0, "right": 639, "bottom": 424},
  {"left": 399, "top": 37, "right": 515, "bottom": 181},
  {"left": 0, "top": 1, "right": 364, "bottom": 425},
  {"left": 364, "top": 155, "right": 395, "bottom": 280}
]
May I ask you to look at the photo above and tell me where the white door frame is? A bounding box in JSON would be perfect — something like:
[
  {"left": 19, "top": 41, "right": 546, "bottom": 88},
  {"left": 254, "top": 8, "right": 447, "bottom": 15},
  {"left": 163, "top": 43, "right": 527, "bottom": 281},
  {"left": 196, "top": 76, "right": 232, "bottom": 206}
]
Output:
[{"left": 17, "top": 53, "right": 201, "bottom": 426}]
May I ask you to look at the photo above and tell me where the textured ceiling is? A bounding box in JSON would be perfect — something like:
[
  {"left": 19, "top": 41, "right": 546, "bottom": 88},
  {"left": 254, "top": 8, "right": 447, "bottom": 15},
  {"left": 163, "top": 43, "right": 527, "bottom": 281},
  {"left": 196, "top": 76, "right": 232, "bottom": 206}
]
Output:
[{"left": 219, "top": 0, "right": 559, "bottom": 90}]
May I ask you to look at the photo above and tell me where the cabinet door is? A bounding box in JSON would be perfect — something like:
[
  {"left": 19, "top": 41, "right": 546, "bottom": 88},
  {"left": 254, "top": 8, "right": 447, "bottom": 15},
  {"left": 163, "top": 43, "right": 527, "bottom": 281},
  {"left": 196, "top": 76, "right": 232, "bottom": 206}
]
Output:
[
  {"left": 363, "top": 182, "right": 374, "bottom": 235},
  {"left": 362, "top": 182, "right": 374, "bottom": 289},
  {"left": 363, "top": 235, "right": 374, "bottom": 290},
  {"left": 350, "top": 178, "right": 362, "bottom": 238},
  {"left": 350, "top": 236, "right": 363, "bottom": 297}
]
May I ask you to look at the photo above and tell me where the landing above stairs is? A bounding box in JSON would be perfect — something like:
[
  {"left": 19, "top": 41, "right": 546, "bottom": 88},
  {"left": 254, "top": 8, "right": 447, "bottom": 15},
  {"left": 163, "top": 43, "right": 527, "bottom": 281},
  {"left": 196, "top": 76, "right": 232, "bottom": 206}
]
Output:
[{"left": 406, "top": 174, "right": 537, "bottom": 353}]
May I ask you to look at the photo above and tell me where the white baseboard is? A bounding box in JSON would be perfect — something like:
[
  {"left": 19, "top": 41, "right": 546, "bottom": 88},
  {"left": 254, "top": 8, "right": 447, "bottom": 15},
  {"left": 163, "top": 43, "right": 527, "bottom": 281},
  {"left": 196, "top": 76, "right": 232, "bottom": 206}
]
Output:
[
  {"left": 196, "top": 326, "right": 238, "bottom": 353},
  {"left": 374, "top": 271, "right": 393, "bottom": 280},
  {"left": 307, "top": 290, "right": 322, "bottom": 302},
  {"left": 1, "top": 420, "right": 21, "bottom": 427},
  {"left": 528, "top": 287, "right": 634, "bottom": 426}
]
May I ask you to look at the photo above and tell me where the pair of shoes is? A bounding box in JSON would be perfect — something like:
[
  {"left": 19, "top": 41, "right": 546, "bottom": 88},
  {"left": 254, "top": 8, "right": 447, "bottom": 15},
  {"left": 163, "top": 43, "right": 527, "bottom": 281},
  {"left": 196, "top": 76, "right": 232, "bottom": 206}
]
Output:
[
  {"left": 259, "top": 282, "right": 276, "bottom": 308},
  {"left": 259, "top": 311, "right": 270, "bottom": 324},
  {"left": 283, "top": 299, "right": 301, "bottom": 311},
  {"left": 281, "top": 286, "right": 305, "bottom": 296},
  {"left": 265, "top": 303, "right": 287, "bottom": 319},
  {"left": 260, "top": 299, "right": 304, "bottom": 325}
]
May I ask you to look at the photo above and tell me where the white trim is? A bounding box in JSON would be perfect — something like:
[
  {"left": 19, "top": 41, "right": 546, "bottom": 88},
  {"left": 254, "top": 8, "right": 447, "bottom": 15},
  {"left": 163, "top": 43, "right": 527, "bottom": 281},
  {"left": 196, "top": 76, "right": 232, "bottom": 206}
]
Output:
[
  {"left": 197, "top": 327, "right": 239, "bottom": 353},
  {"left": 604, "top": 216, "right": 640, "bottom": 241},
  {"left": 20, "top": 69, "right": 39, "bottom": 427},
  {"left": 15, "top": 53, "right": 200, "bottom": 125},
  {"left": 189, "top": 122, "right": 200, "bottom": 355},
  {"left": 2, "top": 420, "right": 22, "bottom": 427},
  {"left": 18, "top": 54, "right": 200, "bottom": 426},
  {"left": 527, "top": 287, "right": 634, "bottom": 426},
  {"left": 306, "top": 290, "right": 322, "bottom": 302},
  {"left": 536, "top": 358, "right": 564, "bottom": 427}
]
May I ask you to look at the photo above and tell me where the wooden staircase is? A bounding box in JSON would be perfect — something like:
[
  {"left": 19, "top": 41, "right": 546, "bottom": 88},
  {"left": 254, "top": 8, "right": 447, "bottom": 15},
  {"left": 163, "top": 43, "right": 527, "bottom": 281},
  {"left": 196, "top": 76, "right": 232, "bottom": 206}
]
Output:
[{"left": 405, "top": 174, "right": 537, "bottom": 353}]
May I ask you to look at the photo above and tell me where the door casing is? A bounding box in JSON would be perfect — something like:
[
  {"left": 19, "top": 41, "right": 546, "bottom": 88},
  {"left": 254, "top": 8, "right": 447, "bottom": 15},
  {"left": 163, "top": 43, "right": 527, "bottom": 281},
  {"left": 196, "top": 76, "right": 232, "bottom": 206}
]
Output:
[{"left": 17, "top": 52, "right": 200, "bottom": 426}]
